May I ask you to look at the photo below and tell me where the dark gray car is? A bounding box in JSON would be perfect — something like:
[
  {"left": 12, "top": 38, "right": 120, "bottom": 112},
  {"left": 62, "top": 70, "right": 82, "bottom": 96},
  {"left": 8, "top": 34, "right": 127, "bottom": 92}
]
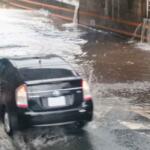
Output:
[{"left": 0, "top": 55, "right": 93, "bottom": 135}]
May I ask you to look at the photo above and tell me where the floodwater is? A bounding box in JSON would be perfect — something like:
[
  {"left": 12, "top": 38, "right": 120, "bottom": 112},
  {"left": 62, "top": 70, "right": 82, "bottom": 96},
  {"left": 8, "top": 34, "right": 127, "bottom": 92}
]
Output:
[{"left": 0, "top": 4, "right": 150, "bottom": 150}]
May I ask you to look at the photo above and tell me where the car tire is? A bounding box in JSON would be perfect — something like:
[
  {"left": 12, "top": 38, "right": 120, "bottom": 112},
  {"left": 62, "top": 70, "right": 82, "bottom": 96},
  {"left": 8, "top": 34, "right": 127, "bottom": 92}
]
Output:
[{"left": 3, "top": 109, "right": 18, "bottom": 136}]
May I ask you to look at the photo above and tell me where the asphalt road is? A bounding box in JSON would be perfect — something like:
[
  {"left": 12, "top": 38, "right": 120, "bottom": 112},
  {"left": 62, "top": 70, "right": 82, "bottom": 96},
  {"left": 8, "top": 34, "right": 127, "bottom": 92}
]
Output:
[{"left": 0, "top": 4, "right": 150, "bottom": 150}]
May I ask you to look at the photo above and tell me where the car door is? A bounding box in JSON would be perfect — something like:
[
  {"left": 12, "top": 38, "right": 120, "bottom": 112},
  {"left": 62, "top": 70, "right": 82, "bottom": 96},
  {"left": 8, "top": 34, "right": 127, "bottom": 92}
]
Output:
[
  {"left": 0, "top": 60, "right": 6, "bottom": 108},
  {"left": 2, "top": 60, "right": 19, "bottom": 108}
]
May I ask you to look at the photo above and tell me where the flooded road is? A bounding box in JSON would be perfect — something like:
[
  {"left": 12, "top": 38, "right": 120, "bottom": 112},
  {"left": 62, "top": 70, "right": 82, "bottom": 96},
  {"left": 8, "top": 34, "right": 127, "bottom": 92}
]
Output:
[{"left": 0, "top": 5, "right": 150, "bottom": 150}]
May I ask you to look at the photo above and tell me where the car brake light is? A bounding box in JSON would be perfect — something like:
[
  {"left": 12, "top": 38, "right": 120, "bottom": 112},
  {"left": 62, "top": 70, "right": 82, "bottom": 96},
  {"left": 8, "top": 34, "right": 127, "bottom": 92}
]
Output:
[
  {"left": 16, "top": 84, "right": 28, "bottom": 108},
  {"left": 82, "top": 80, "right": 92, "bottom": 101}
]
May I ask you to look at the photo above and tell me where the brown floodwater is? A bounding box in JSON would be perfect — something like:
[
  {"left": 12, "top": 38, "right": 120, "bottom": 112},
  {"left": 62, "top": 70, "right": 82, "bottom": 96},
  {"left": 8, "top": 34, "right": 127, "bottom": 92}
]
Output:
[{"left": 0, "top": 5, "right": 149, "bottom": 150}]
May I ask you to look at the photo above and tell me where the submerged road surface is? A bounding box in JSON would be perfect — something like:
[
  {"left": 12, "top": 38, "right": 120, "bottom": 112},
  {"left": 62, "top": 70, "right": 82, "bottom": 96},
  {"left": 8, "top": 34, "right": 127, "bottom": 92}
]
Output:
[{"left": 0, "top": 6, "right": 150, "bottom": 150}]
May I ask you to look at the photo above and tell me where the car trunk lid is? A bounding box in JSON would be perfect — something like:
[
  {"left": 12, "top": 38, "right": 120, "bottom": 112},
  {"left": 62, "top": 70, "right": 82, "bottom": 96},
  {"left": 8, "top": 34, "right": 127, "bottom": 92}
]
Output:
[{"left": 26, "top": 77, "right": 83, "bottom": 112}]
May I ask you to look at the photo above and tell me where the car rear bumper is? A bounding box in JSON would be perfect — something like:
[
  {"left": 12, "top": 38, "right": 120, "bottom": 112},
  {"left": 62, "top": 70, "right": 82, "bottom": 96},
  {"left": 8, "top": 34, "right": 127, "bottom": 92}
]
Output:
[{"left": 18, "top": 101, "right": 93, "bottom": 127}]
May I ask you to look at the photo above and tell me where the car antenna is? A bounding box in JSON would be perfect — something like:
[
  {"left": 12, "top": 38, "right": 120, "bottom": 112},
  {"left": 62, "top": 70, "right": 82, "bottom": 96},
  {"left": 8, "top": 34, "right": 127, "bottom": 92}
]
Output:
[
  {"left": 39, "top": 59, "right": 42, "bottom": 68},
  {"left": 39, "top": 59, "right": 41, "bottom": 64}
]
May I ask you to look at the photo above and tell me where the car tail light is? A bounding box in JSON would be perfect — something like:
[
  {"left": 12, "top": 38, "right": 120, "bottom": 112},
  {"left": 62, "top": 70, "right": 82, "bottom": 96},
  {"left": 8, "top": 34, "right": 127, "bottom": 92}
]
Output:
[
  {"left": 82, "top": 80, "right": 92, "bottom": 101},
  {"left": 16, "top": 84, "right": 28, "bottom": 108}
]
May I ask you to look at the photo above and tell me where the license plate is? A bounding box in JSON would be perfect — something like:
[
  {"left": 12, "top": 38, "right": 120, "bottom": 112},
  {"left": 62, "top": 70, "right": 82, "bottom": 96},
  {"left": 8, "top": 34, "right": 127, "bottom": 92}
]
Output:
[{"left": 48, "top": 96, "right": 66, "bottom": 107}]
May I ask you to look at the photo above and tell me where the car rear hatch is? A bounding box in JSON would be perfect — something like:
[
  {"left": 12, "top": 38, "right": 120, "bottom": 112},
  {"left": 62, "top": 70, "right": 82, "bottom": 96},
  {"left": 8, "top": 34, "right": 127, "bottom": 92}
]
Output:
[{"left": 26, "top": 77, "right": 83, "bottom": 112}]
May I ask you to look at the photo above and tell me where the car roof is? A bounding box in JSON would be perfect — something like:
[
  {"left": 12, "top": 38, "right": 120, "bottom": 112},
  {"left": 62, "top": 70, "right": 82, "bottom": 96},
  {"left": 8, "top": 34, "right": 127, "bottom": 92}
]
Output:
[{"left": 7, "top": 55, "right": 73, "bottom": 70}]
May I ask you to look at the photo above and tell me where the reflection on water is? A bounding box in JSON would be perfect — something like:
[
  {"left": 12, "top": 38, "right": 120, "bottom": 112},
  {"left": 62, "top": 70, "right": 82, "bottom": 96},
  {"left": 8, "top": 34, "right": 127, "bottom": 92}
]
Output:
[{"left": 77, "top": 30, "right": 150, "bottom": 83}]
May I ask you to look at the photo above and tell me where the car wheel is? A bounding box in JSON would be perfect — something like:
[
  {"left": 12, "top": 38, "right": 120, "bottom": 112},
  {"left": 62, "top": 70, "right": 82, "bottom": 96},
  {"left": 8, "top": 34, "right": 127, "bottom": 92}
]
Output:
[
  {"left": 3, "top": 109, "right": 18, "bottom": 136},
  {"left": 4, "top": 110, "right": 12, "bottom": 135}
]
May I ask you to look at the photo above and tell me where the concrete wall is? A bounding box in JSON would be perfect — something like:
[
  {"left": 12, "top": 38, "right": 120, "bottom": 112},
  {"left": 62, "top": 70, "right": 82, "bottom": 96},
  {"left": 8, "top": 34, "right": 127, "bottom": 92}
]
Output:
[
  {"left": 79, "top": 0, "right": 146, "bottom": 37},
  {"left": 80, "top": 0, "right": 145, "bottom": 21},
  {"left": 4, "top": 0, "right": 147, "bottom": 38}
]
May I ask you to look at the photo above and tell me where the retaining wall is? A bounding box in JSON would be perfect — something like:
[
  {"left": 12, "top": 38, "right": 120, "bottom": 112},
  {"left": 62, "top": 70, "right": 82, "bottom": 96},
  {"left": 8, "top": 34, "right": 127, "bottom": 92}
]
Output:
[{"left": 3, "top": 0, "right": 147, "bottom": 38}]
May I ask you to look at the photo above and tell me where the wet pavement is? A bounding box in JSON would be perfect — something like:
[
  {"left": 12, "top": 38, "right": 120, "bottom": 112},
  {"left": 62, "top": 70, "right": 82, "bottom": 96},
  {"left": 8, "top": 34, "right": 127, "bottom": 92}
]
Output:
[{"left": 0, "top": 3, "right": 150, "bottom": 150}]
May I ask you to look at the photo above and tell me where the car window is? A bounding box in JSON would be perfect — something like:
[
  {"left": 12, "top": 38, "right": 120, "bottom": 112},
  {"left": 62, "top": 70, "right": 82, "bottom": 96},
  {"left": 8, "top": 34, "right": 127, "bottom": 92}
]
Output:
[{"left": 19, "top": 68, "right": 75, "bottom": 81}]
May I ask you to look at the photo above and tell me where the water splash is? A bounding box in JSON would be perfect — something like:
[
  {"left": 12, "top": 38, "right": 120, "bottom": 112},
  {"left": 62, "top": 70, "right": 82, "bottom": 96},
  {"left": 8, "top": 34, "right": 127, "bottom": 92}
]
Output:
[
  {"left": 130, "top": 24, "right": 142, "bottom": 41},
  {"left": 62, "top": 2, "right": 79, "bottom": 28},
  {"left": 117, "top": 0, "right": 120, "bottom": 18},
  {"left": 37, "top": 9, "right": 51, "bottom": 17},
  {"left": 141, "top": 19, "right": 147, "bottom": 43},
  {"left": 73, "top": 3, "right": 79, "bottom": 25},
  {"left": 140, "top": 18, "right": 150, "bottom": 44},
  {"left": 111, "top": 0, "right": 120, "bottom": 18},
  {"left": 111, "top": 0, "right": 114, "bottom": 18},
  {"left": 135, "top": 42, "right": 150, "bottom": 51},
  {"left": 104, "top": 0, "right": 109, "bottom": 16},
  {"left": 132, "top": 18, "right": 150, "bottom": 50}
]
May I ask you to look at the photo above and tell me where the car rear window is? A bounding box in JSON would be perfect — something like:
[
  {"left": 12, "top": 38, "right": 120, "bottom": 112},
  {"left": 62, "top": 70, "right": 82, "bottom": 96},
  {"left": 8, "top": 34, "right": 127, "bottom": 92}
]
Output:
[{"left": 19, "top": 68, "right": 75, "bottom": 81}]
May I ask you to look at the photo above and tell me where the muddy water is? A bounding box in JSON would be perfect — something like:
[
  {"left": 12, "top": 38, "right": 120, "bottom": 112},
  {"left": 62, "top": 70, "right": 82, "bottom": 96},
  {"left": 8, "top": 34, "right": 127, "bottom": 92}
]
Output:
[{"left": 0, "top": 7, "right": 149, "bottom": 150}]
